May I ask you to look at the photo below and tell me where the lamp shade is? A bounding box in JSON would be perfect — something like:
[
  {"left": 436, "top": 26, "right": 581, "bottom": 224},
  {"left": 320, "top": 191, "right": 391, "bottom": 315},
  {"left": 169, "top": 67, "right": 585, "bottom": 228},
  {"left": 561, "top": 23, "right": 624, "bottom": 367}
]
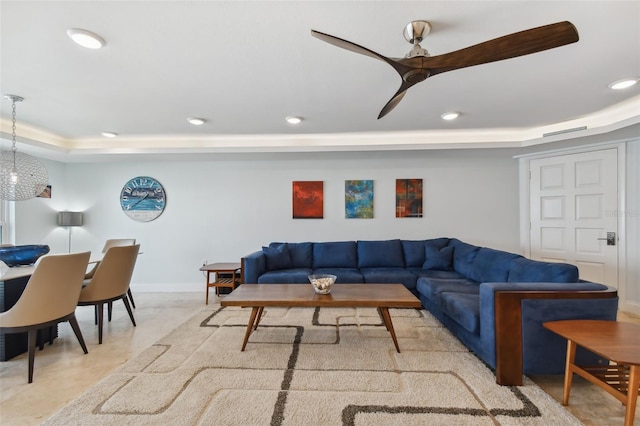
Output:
[{"left": 58, "top": 211, "right": 83, "bottom": 226}]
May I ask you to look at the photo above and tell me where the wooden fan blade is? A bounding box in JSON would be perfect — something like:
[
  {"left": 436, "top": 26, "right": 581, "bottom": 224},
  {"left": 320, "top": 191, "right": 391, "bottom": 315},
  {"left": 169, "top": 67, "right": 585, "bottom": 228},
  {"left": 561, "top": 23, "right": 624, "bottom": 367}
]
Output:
[
  {"left": 378, "top": 81, "right": 416, "bottom": 119},
  {"left": 311, "top": 30, "right": 412, "bottom": 76},
  {"left": 424, "top": 21, "right": 579, "bottom": 76}
]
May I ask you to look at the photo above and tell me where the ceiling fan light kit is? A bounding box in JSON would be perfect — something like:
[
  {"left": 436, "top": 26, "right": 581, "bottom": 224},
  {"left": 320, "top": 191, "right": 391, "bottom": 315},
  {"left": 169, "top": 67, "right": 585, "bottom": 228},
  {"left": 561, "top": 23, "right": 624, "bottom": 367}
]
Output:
[{"left": 312, "top": 20, "right": 579, "bottom": 119}]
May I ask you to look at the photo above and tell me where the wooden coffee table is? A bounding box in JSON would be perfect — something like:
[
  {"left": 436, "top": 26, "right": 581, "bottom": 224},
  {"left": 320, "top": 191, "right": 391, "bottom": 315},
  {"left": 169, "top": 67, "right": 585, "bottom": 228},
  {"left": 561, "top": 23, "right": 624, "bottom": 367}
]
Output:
[
  {"left": 543, "top": 320, "right": 640, "bottom": 426},
  {"left": 220, "top": 284, "right": 421, "bottom": 353}
]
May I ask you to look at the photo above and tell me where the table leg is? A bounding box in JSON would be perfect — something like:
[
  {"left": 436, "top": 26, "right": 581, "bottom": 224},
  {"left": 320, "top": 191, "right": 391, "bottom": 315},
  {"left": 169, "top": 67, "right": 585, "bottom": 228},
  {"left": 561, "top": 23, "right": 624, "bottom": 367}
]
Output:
[
  {"left": 205, "top": 271, "right": 211, "bottom": 305},
  {"left": 254, "top": 306, "right": 265, "bottom": 330},
  {"left": 625, "top": 365, "right": 639, "bottom": 426},
  {"left": 562, "top": 339, "right": 577, "bottom": 406},
  {"left": 379, "top": 307, "right": 401, "bottom": 353},
  {"left": 241, "top": 307, "right": 260, "bottom": 351},
  {"left": 377, "top": 307, "right": 389, "bottom": 330}
]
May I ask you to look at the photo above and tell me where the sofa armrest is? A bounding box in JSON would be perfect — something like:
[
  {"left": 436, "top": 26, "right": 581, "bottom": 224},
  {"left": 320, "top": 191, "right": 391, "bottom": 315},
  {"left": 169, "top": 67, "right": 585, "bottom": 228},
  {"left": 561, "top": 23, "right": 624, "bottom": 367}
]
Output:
[
  {"left": 242, "top": 250, "right": 266, "bottom": 284},
  {"left": 482, "top": 282, "right": 617, "bottom": 386}
]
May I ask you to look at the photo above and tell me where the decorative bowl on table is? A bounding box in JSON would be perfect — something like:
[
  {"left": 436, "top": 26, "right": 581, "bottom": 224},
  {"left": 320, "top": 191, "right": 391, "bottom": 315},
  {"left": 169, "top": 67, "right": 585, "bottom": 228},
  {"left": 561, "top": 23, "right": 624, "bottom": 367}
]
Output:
[
  {"left": 0, "top": 245, "right": 50, "bottom": 267},
  {"left": 308, "top": 274, "right": 337, "bottom": 295}
]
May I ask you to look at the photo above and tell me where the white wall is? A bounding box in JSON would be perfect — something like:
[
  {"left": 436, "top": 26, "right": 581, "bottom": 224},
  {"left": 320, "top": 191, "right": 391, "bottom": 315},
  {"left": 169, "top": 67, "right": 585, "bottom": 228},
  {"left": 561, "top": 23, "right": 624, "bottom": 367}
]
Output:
[
  {"left": 625, "top": 140, "right": 640, "bottom": 310},
  {"left": 14, "top": 127, "right": 638, "bottom": 313},
  {"left": 15, "top": 149, "right": 520, "bottom": 291}
]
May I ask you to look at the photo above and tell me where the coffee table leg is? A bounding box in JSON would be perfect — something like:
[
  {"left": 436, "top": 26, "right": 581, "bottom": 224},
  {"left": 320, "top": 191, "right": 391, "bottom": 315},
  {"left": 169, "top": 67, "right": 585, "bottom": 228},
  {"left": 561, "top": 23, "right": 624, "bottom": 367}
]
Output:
[
  {"left": 625, "top": 365, "right": 639, "bottom": 426},
  {"left": 241, "top": 307, "right": 260, "bottom": 351},
  {"left": 254, "top": 306, "right": 265, "bottom": 330},
  {"left": 377, "top": 307, "right": 389, "bottom": 331},
  {"left": 379, "top": 307, "right": 401, "bottom": 353},
  {"left": 562, "top": 340, "right": 577, "bottom": 406}
]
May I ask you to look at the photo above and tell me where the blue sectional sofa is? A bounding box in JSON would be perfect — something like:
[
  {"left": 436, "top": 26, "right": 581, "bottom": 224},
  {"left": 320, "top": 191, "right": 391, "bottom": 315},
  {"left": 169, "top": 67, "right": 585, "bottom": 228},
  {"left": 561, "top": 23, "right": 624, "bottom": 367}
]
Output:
[{"left": 242, "top": 238, "right": 618, "bottom": 385}]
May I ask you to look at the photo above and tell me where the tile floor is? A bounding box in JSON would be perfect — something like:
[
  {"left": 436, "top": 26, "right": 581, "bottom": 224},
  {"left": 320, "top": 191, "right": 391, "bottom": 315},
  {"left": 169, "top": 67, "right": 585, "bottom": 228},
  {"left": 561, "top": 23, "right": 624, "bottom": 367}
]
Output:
[{"left": 0, "top": 292, "right": 638, "bottom": 425}]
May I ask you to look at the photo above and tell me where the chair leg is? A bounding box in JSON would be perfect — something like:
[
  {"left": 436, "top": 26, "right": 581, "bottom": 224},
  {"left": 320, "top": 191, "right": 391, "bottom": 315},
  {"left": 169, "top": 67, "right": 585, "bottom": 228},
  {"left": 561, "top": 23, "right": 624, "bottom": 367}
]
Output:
[
  {"left": 108, "top": 302, "right": 113, "bottom": 322},
  {"left": 68, "top": 314, "right": 88, "bottom": 354},
  {"left": 94, "top": 305, "right": 98, "bottom": 325},
  {"left": 122, "top": 296, "right": 136, "bottom": 327},
  {"left": 127, "top": 288, "right": 136, "bottom": 309},
  {"left": 37, "top": 329, "right": 44, "bottom": 351},
  {"left": 97, "top": 303, "right": 104, "bottom": 344},
  {"left": 27, "top": 329, "right": 37, "bottom": 383}
]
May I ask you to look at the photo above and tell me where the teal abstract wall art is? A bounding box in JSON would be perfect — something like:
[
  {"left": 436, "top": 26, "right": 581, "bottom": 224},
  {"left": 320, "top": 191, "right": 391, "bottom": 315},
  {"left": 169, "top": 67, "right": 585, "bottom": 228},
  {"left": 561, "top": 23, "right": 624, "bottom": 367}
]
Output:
[{"left": 345, "top": 180, "right": 374, "bottom": 218}]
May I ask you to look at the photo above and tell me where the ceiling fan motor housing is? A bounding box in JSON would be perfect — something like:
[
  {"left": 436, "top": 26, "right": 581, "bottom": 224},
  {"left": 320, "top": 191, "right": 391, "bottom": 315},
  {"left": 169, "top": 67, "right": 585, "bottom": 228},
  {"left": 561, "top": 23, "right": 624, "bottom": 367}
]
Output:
[{"left": 403, "top": 20, "right": 431, "bottom": 44}]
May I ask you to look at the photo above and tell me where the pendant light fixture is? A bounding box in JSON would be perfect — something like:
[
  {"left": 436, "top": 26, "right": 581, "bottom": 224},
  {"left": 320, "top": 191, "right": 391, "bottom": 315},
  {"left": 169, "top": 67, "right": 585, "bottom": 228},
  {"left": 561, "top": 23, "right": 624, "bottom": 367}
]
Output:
[{"left": 0, "top": 95, "right": 49, "bottom": 201}]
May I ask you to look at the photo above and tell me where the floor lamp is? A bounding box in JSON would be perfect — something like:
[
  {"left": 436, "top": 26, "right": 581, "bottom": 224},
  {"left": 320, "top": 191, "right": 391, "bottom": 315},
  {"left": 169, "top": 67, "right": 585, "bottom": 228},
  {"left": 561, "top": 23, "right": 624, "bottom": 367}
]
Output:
[{"left": 58, "top": 211, "right": 83, "bottom": 253}]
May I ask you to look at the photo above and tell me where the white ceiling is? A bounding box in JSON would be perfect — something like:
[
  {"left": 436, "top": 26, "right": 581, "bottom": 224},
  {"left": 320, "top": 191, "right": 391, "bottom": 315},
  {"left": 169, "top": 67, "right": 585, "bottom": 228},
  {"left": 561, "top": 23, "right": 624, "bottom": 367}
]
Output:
[{"left": 1, "top": 1, "right": 639, "bottom": 161}]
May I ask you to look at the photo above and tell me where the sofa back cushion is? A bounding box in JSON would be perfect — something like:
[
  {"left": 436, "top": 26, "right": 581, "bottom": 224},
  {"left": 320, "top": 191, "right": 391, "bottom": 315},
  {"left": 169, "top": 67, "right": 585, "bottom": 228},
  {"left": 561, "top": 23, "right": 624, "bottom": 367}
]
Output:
[
  {"left": 262, "top": 244, "right": 293, "bottom": 271},
  {"left": 357, "top": 239, "right": 404, "bottom": 268},
  {"left": 450, "top": 239, "right": 481, "bottom": 277},
  {"left": 468, "top": 247, "right": 522, "bottom": 282},
  {"left": 401, "top": 240, "right": 426, "bottom": 267},
  {"left": 270, "top": 242, "right": 313, "bottom": 269},
  {"left": 426, "top": 237, "right": 450, "bottom": 250},
  {"left": 508, "top": 257, "right": 579, "bottom": 283},
  {"left": 313, "top": 241, "right": 358, "bottom": 268},
  {"left": 422, "top": 244, "right": 454, "bottom": 270}
]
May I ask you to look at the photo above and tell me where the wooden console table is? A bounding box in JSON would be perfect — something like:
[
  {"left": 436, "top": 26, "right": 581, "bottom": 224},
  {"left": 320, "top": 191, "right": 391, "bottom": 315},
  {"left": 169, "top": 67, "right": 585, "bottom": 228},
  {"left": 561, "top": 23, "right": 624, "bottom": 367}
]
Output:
[
  {"left": 544, "top": 319, "right": 640, "bottom": 426},
  {"left": 199, "top": 262, "right": 241, "bottom": 304}
]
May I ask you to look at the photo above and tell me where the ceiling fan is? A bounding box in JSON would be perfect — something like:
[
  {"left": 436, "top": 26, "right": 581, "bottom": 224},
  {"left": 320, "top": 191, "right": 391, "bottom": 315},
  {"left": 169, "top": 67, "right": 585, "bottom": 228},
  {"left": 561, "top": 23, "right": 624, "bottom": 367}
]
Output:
[{"left": 311, "top": 21, "right": 578, "bottom": 119}]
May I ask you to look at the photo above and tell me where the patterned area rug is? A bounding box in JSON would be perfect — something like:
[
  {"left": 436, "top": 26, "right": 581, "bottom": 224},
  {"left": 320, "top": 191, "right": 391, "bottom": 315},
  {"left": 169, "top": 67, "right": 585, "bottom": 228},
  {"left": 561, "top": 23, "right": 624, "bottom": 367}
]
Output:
[{"left": 45, "top": 305, "right": 581, "bottom": 425}]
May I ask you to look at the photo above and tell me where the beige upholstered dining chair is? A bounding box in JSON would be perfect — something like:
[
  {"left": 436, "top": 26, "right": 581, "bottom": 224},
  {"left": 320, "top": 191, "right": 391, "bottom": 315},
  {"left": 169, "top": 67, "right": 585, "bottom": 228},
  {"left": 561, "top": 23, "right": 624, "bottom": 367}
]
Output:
[
  {"left": 78, "top": 244, "right": 140, "bottom": 344},
  {"left": 0, "top": 251, "right": 91, "bottom": 383},
  {"left": 85, "top": 238, "right": 137, "bottom": 309}
]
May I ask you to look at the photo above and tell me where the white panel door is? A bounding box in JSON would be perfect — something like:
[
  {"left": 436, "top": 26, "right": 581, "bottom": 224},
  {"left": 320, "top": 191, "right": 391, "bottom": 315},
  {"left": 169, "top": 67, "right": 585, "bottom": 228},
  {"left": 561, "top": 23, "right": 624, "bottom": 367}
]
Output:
[{"left": 530, "top": 149, "right": 618, "bottom": 287}]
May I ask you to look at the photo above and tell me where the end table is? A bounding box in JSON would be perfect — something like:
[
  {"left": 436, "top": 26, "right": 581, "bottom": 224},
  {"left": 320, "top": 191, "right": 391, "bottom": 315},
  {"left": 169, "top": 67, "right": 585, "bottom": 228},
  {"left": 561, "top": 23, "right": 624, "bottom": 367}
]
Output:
[
  {"left": 543, "top": 320, "right": 640, "bottom": 426},
  {"left": 199, "top": 262, "right": 241, "bottom": 304}
]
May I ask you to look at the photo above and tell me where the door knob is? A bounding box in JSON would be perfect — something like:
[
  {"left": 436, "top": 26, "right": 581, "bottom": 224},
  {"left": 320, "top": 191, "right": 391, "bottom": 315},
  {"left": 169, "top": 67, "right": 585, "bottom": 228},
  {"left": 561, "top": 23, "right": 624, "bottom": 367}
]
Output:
[{"left": 597, "top": 232, "right": 616, "bottom": 246}]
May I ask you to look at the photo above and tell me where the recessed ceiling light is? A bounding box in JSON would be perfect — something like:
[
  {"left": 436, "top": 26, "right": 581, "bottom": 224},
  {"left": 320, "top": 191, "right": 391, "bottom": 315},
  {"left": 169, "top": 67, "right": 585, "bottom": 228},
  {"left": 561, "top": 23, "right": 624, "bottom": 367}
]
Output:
[
  {"left": 286, "top": 116, "right": 303, "bottom": 125},
  {"left": 67, "top": 28, "right": 106, "bottom": 49},
  {"left": 101, "top": 131, "right": 118, "bottom": 138},
  {"left": 187, "top": 117, "right": 207, "bottom": 126},
  {"left": 440, "top": 111, "right": 460, "bottom": 121},
  {"left": 608, "top": 78, "right": 638, "bottom": 90}
]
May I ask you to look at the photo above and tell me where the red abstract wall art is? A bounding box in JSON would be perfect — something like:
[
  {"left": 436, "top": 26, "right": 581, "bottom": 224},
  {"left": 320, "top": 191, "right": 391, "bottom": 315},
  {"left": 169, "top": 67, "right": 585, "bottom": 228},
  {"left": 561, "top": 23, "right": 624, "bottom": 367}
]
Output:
[{"left": 292, "top": 181, "right": 324, "bottom": 219}]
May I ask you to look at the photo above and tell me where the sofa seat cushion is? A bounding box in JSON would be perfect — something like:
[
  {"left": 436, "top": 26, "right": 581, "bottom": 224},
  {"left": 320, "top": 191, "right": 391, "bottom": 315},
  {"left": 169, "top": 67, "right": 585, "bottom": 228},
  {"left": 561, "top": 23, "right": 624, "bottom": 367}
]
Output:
[
  {"left": 360, "top": 267, "right": 417, "bottom": 291},
  {"left": 313, "top": 241, "right": 358, "bottom": 268},
  {"left": 313, "top": 268, "right": 364, "bottom": 283},
  {"left": 358, "top": 239, "right": 404, "bottom": 268},
  {"left": 416, "top": 277, "right": 479, "bottom": 304},
  {"left": 257, "top": 268, "right": 313, "bottom": 284},
  {"left": 439, "top": 292, "right": 481, "bottom": 334},
  {"left": 408, "top": 268, "right": 465, "bottom": 280}
]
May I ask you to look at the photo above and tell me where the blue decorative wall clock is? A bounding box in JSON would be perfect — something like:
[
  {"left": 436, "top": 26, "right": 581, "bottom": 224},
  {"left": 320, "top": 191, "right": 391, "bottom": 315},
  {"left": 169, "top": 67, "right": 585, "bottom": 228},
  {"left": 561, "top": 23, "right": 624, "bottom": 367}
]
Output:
[{"left": 120, "top": 176, "right": 166, "bottom": 222}]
